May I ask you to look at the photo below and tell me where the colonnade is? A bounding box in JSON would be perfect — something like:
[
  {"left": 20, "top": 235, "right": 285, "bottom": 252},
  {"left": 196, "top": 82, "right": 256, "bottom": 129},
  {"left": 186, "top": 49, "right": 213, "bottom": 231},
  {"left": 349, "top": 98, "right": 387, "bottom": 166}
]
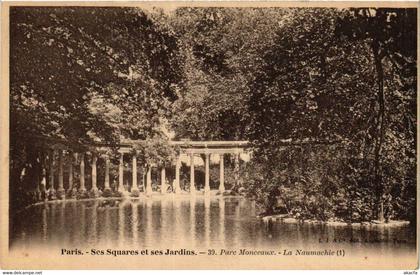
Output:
[{"left": 39, "top": 147, "right": 243, "bottom": 199}]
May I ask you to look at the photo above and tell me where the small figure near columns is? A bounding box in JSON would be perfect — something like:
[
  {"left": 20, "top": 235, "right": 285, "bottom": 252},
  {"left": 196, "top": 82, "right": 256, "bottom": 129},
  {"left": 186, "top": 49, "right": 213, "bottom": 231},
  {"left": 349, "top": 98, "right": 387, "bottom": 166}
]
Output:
[
  {"left": 219, "top": 153, "right": 225, "bottom": 193},
  {"left": 190, "top": 153, "right": 196, "bottom": 194},
  {"left": 204, "top": 153, "right": 210, "bottom": 194}
]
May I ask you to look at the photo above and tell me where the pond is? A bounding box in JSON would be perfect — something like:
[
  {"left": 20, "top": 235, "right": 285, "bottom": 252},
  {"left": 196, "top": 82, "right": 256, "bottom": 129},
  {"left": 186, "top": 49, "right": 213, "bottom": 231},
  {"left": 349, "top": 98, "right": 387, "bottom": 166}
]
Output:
[{"left": 10, "top": 196, "right": 416, "bottom": 260}]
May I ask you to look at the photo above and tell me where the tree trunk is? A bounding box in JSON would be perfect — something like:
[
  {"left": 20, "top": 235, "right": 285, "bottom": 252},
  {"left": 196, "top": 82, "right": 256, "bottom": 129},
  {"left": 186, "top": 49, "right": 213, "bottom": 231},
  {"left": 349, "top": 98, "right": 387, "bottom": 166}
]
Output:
[{"left": 372, "top": 40, "right": 385, "bottom": 222}]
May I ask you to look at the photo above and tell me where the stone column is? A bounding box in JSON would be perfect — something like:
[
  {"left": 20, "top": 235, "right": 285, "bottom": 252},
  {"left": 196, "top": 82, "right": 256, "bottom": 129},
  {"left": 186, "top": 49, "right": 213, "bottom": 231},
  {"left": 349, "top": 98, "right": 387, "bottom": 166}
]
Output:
[
  {"left": 146, "top": 165, "right": 152, "bottom": 194},
  {"left": 35, "top": 152, "right": 41, "bottom": 193},
  {"left": 57, "top": 149, "right": 65, "bottom": 196},
  {"left": 234, "top": 152, "right": 240, "bottom": 187},
  {"left": 41, "top": 163, "right": 47, "bottom": 193},
  {"left": 204, "top": 153, "right": 210, "bottom": 194},
  {"left": 68, "top": 152, "right": 73, "bottom": 191},
  {"left": 132, "top": 154, "right": 138, "bottom": 191},
  {"left": 79, "top": 153, "right": 86, "bottom": 192},
  {"left": 161, "top": 166, "right": 166, "bottom": 194},
  {"left": 104, "top": 155, "right": 110, "bottom": 191},
  {"left": 41, "top": 152, "right": 47, "bottom": 189},
  {"left": 38, "top": 152, "right": 46, "bottom": 201},
  {"left": 190, "top": 153, "right": 195, "bottom": 194},
  {"left": 219, "top": 153, "right": 225, "bottom": 193},
  {"left": 91, "top": 154, "right": 98, "bottom": 193},
  {"left": 49, "top": 149, "right": 55, "bottom": 192},
  {"left": 119, "top": 153, "right": 124, "bottom": 192},
  {"left": 174, "top": 156, "right": 181, "bottom": 194}
]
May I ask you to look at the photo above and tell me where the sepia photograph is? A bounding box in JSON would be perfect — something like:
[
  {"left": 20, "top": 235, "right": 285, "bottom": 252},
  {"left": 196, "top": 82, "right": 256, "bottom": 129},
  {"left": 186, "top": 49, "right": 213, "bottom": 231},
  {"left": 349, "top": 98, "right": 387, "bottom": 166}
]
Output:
[{"left": 0, "top": 2, "right": 418, "bottom": 270}]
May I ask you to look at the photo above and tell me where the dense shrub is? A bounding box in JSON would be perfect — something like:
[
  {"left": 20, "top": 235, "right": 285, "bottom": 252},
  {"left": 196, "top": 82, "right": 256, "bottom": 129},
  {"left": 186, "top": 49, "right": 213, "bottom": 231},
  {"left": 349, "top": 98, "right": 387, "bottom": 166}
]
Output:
[{"left": 243, "top": 143, "right": 416, "bottom": 223}]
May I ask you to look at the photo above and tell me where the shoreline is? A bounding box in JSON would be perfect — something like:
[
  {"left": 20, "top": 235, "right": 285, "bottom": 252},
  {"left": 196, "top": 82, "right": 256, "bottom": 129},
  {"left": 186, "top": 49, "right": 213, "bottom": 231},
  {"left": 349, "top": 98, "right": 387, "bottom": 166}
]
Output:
[{"left": 260, "top": 213, "right": 411, "bottom": 227}]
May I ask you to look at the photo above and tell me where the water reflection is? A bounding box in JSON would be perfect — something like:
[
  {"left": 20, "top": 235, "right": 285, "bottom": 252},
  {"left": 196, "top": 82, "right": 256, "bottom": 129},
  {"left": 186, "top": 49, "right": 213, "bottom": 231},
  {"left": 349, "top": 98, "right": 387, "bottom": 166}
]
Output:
[
  {"left": 87, "top": 201, "right": 98, "bottom": 245},
  {"left": 118, "top": 201, "right": 125, "bottom": 247},
  {"left": 10, "top": 197, "right": 416, "bottom": 258},
  {"left": 41, "top": 205, "right": 47, "bottom": 242},
  {"left": 132, "top": 202, "right": 138, "bottom": 245},
  {"left": 204, "top": 197, "right": 210, "bottom": 247},
  {"left": 219, "top": 199, "right": 225, "bottom": 248},
  {"left": 190, "top": 198, "right": 196, "bottom": 248}
]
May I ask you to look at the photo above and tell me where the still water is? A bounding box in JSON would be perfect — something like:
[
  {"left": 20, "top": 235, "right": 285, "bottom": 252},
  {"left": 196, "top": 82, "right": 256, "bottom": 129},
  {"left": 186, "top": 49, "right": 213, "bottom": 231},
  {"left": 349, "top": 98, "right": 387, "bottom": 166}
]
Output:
[{"left": 10, "top": 197, "right": 416, "bottom": 258}]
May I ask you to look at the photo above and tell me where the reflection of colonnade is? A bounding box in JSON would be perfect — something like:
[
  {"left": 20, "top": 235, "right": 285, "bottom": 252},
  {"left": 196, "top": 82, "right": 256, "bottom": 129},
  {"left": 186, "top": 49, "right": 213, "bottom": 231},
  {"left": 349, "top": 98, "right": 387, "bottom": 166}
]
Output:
[
  {"left": 33, "top": 198, "right": 235, "bottom": 249},
  {"left": 37, "top": 140, "right": 249, "bottom": 198}
]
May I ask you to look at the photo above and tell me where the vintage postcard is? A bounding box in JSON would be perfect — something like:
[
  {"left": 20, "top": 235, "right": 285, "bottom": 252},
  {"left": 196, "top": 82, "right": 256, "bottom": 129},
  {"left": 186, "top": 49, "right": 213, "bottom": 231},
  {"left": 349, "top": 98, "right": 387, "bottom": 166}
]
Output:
[{"left": 0, "top": 1, "right": 418, "bottom": 270}]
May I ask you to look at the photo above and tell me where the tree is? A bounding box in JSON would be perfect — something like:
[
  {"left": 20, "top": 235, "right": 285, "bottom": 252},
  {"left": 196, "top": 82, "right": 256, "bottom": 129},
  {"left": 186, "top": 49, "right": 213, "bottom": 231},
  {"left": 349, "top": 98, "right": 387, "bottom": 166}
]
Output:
[
  {"left": 243, "top": 8, "right": 416, "bottom": 222},
  {"left": 336, "top": 8, "right": 417, "bottom": 221},
  {"left": 10, "top": 7, "right": 182, "bottom": 210},
  {"left": 158, "top": 8, "right": 288, "bottom": 140}
]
